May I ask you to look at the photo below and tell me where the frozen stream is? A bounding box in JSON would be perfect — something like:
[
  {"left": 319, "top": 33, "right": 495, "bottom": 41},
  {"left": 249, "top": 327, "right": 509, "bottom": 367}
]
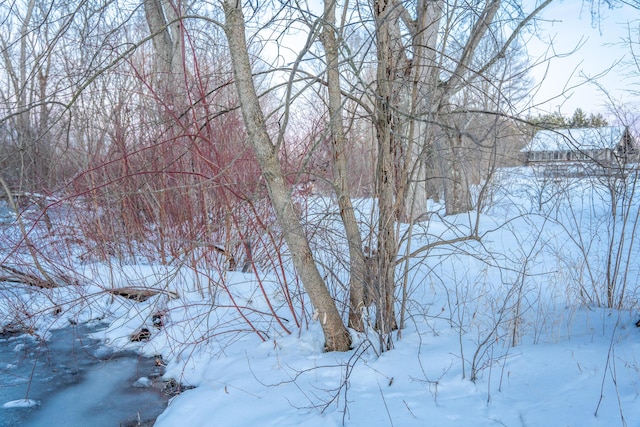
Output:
[{"left": 0, "top": 323, "right": 168, "bottom": 426}]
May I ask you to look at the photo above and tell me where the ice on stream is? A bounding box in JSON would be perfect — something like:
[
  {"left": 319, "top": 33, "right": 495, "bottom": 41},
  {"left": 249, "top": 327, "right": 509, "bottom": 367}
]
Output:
[{"left": 0, "top": 325, "right": 167, "bottom": 427}]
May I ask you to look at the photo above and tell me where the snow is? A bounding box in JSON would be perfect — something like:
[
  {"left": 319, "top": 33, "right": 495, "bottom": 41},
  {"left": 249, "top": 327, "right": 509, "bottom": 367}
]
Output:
[
  {"left": 134, "top": 376, "right": 153, "bottom": 388},
  {"left": 1, "top": 166, "right": 640, "bottom": 426},
  {"left": 151, "top": 309, "right": 640, "bottom": 427},
  {"left": 2, "top": 399, "right": 40, "bottom": 408}
]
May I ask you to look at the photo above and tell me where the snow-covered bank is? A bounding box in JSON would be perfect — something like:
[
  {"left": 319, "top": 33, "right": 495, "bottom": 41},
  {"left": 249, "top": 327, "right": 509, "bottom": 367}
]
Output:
[
  {"left": 1, "top": 166, "right": 639, "bottom": 426},
  {"left": 154, "top": 307, "right": 640, "bottom": 427}
]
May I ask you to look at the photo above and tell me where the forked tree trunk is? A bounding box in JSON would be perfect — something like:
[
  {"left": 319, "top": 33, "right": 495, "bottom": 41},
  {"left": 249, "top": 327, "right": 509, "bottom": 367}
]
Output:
[
  {"left": 222, "top": 0, "right": 351, "bottom": 352},
  {"left": 143, "top": 0, "right": 184, "bottom": 97}
]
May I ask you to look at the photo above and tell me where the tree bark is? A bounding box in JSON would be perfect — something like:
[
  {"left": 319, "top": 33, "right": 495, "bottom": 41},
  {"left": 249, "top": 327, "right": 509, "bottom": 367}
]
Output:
[
  {"left": 222, "top": 0, "right": 351, "bottom": 351},
  {"left": 143, "top": 0, "right": 184, "bottom": 95},
  {"left": 373, "top": 0, "right": 404, "bottom": 349},
  {"left": 375, "top": 0, "right": 505, "bottom": 218},
  {"left": 320, "top": 0, "right": 368, "bottom": 332},
  {"left": 401, "top": 0, "right": 443, "bottom": 221},
  {"left": 444, "top": 132, "right": 473, "bottom": 215}
]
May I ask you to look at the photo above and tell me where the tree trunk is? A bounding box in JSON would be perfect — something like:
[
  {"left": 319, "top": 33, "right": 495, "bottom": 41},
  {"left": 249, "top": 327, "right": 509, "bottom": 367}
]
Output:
[
  {"left": 15, "top": 0, "right": 36, "bottom": 189},
  {"left": 222, "top": 0, "right": 351, "bottom": 352},
  {"left": 401, "top": 0, "right": 443, "bottom": 222},
  {"left": 143, "top": 0, "right": 184, "bottom": 95},
  {"left": 320, "top": 0, "right": 368, "bottom": 332},
  {"left": 373, "top": 0, "right": 404, "bottom": 349},
  {"left": 445, "top": 134, "right": 473, "bottom": 215}
]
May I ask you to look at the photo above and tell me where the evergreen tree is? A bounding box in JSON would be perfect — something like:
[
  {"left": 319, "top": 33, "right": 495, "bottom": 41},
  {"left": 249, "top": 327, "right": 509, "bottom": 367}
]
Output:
[{"left": 530, "top": 108, "right": 608, "bottom": 130}]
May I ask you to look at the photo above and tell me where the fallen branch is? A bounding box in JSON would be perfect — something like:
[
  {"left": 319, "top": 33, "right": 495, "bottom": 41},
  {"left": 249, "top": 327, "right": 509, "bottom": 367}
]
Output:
[
  {"left": 396, "top": 234, "right": 482, "bottom": 264},
  {"left": 0, "top": 264, "right": 57, "bottom": 288}
]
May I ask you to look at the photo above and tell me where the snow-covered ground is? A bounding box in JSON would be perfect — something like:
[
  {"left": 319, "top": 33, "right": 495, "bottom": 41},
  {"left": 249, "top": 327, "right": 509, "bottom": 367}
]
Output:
[{"left": 1, "top": 166, "right": 639, "bottom": 426}]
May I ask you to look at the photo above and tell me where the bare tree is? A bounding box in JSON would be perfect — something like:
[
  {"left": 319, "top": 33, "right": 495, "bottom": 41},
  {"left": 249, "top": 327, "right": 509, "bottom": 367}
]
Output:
[
  {"left": 0, "top": 0, "right": 70, "bottom": 192},
  {"left": 222, "top": 0, "right": 352, "bottom": 351},
  {"left": 358, "top": 0, "right": 554, "bottom": 346},
  {"left": 319, "top": 0, "right": 369, "bottom": 332},
  {"left": 3, "top": 0, "right": 625, "bottom": 357},
  {"left": 210, "top": 0, "right": 559, "bottom": 351}
]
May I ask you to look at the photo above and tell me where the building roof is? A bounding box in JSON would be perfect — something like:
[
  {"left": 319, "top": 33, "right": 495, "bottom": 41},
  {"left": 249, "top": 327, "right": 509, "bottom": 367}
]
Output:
[{"left": 521, "top": 126, "right": 627, "bottom": 153}]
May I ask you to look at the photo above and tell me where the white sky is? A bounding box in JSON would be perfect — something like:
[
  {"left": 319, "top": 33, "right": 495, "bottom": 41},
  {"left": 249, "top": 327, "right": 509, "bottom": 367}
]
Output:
[{"left": 523, "top": 0, "right": 639, "bottom": 118}]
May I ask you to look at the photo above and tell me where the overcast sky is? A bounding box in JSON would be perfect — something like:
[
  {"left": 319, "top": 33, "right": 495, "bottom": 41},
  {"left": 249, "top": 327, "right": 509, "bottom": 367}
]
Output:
[{"left": 523, "top": 1, "right": 638, "bottom": 118}]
